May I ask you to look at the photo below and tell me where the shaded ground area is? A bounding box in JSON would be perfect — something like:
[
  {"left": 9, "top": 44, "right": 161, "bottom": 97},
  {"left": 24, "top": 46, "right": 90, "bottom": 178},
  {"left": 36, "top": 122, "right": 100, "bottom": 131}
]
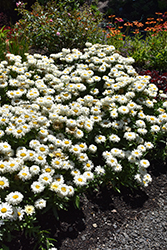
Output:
[{"left": 5, "top": 158, "right": 167, "bottom": 250}]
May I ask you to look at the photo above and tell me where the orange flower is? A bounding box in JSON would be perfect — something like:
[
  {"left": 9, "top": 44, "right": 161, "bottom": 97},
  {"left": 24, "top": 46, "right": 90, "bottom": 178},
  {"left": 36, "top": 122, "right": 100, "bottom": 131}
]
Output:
[
  {"left": 132, "top": 29, "right": 139, "bottom": 34},
  {"left": 145, "top": 21, "right": 151, "bottom": 25},
  {"left": 144, "top": 27, "right": 152, "bottom": 31},
  {"left": 156, "top": 18, "right": 163, "bottom": 22},
  {"left": 108, "top": 15, "right": 115, "bottom": 18},
  {"left": 124, "top": 22, "right": 133, "bottom": 27},
  {"left": 147, "top": 17, "right": 154, "bottom": 20},
  {"left": 155, "top": 12, "right": 162, "bottom": 15}
]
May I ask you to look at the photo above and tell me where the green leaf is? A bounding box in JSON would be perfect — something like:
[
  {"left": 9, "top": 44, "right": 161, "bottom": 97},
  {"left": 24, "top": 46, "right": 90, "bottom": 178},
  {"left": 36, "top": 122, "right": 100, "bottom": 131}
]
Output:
[
  {"left": 53, "top": 207, "right": 59, "bottom": 220},
  {"left": 0, "top": 244, "right": 9, "bottom": 250},
  {"left": 75, "top": 195, "right": 80, "bottom": 209}
]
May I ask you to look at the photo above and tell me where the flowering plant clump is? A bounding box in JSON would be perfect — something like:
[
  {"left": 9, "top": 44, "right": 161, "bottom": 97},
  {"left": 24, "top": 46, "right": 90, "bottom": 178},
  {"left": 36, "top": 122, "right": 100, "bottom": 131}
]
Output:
[
  {"left": 14, "top": 1, "right": 104, "bottom": 54},
  {"left": 104, "top": 13, "right": 167, "bottom": 72},
  {"left": 0, "top": 43, "right": 167, "bottom": 247}
]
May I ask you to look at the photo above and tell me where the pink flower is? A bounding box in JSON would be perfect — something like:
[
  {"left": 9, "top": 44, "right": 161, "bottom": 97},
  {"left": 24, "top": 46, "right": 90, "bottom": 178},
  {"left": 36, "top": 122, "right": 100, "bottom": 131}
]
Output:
[
  {"left": 16, "top": 1, "right": 23, "bottom": 7},
  {"left": 115, "top": 18, "right": 124, "bottom": 22},
  {"left": 49, "top": 19, "right": 53, "bottom": 22},
  {"left": 68, "top": 13, "right": 71, "bottom": 16},
  {"left": 56, "top": 32, "right": 60, "bottom": 36}
]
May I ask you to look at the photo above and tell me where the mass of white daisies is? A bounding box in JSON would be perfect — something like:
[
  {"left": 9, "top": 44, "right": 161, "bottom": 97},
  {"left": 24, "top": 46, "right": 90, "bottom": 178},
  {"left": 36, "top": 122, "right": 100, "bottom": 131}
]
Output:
[{"left": 0, "top": 42, "right": 167, "bottom": 225}]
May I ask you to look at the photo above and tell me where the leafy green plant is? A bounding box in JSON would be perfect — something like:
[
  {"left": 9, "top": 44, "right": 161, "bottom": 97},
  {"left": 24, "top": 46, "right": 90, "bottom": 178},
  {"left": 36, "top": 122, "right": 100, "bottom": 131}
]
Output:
[
  {"left": 0, "top": 26, "right": 11, "bottom": 61},
  {"left": 14, "top": 0, "right": 105, "bottom": 55},
  {"left": 0, "top": 43, "right": 167, "bottom": 247}
]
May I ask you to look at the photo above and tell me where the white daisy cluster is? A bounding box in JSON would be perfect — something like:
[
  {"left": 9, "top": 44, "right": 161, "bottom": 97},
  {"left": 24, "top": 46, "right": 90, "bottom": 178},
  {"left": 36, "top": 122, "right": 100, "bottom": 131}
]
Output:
[{"left": 0, "top": 43, "right": 166, "bottom": 223}]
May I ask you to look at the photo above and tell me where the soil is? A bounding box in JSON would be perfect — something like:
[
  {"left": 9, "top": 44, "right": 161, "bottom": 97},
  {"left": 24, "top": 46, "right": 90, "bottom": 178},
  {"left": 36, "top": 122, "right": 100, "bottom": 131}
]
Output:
[{"left": 4, "top": 158, "right": 167, "bottom": 250}]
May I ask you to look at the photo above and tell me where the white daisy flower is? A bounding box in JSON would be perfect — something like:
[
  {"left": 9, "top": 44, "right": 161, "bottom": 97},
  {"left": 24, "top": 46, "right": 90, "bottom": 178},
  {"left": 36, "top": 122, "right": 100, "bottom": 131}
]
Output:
[
  {"left": 134, "top": 173, "right": 142, "bottom": 183},
  {"left": 0, "top": 202, "right": 13, "bottom": 219},
  {"left": 31, "top": 181, "right": 45, "bottom": 193},
  {"left": 41, "top": 165, "right": 55, "bottom": 176},
  {"left": 57, "top": 184, "right": 69, "bottom": 198},
  {"left": 131, "top": 149, "right": 142, "bottom": 158},
  {"left": 110, "top": 110, "right": 118, "bottom": 118},
  {"left": 83, "top": 171, "right": 94, "bottom": 181},
  {"left": 35, "top": 198, "right": 47, "bottom": 209},
  {"left": 136, "top": 120, "right": 146, "bottom": 128},
  {"left": 73, "top": 174, "right": 87, "bottom": 186},
  {"left": 137, "top": 145, "right": 146, "bottom": 153},
  {"left": 78, "top": 153, "right": 88, "bottom": 162},
  {"left": 106, "top": 157, "right": 118, "bottom": 167},
  {"left": 95, "top": 165, "right": 105, "bottom": 175},
  {"left": 88, "top": 144, "right": 97, "bottom": 153},
  {"left": 35, "top": 154, "right": 47, "bottom": 166},
  {"left": 16, "top": 206, "right": 25, "bottom": 221},
  {"left": 83, "top": 161, "right": 94, "bottom": 171},
  {"left": 124, "top": 132, "right": 136, "bottom": 141},
  {"left": 74, "top": 129, "right": 84, "bottom": 138},
  {"left": 24, "top": 205, "right": 35, "bottom": 216},
  {"left": 151, "top": 125, "right": 160, "bottom": 133},
  {"left": 95, "top": 135, "right": 106, "bottom": 144},
  {"left": 144, "top": 142, "right": 154, "bottom": 149},
  {"left": 109, "top": 134, "right": 120, "bottom": 143},
  {"left": 38, "top": 173, "right": 53, "bottom": 186},
  {"left": 113, "top": 163, "right": 122, "bottom": 172},
  {"left": 17, "top": 169, "right": 32, "bottom": 181},
  {"left": 137, "top": 128, "right": 147, "bottom": 135},
  {"left": 139, "top": 159, "right": 150, "bottom": 168},
  {"left": 110, "top": 148, "right": 121, "bottom": 157},
  {"left": 29, "top": 165, "right": 40, "bottom": 175},
  {"left": 5, "top": 191, "right": 24, "bottom": 205},
  {"left": 0, "top": 176, "right": 9, "bottom": 189},
  {"left": 118, "top": 105, "right": 129, "bottom": 115},
  {"left": 70, "top": 145, "right": 81, "bottom": 155}
]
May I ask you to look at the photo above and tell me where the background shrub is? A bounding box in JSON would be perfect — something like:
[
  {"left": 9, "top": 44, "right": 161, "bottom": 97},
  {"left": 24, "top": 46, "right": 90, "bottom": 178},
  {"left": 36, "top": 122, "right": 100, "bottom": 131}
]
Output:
[{"left": 14, "top": 1, "right": 105, "bottom": 54}]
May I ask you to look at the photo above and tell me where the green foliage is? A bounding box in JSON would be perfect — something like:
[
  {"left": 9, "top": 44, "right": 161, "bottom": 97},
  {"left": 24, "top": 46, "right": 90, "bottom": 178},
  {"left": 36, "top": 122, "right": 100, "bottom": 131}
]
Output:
[
  {"left": 14, "top": 0, "right": 105, "bottom": 54},
  {"left": 0, "top": 26, "right": 10, "bottom": 61}
]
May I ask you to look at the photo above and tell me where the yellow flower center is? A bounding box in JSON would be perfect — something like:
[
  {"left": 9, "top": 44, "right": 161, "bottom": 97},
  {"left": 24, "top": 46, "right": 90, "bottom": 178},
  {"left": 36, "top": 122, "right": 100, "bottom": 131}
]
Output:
[
  {"left": 13, "top": 195, "right": 19, "bottom": 199},
  {"left": 61, "top": 187, "right": 67, "bottom": 192},
  {"left": 55, "top": 161, "right": 60, "bottom": 165},
  {"left": 17, "top": 129, "right": 22, "bottom": 133},
  {"left": 43, "top": 177, "right": 48, "bottom": 181},
  {"left": 38, "top": 156, "right": 43, "bottom": 160},
  {"left": 55, "top": 153, "right": 61, "bottom": 157},
  {"left": 1, "top": 208, "right": 7, "bottom": 213},
  {"left": 22, "top": 173, "right": 27, "bottom": 176},
  {"left": 0, "top": 181, "right": 4, "bottom": 186},
  {"left": 45, "top": 168, "right": 51, "bottom": 172},
  {"left": 39, "top": 147, "right": 45, "bottom": 152},
  {"left": 73, "top": 148, "right": 78, "bottom": 151},
  {"left": 20, "top": 153, "right": 26, "bottom": 157}
]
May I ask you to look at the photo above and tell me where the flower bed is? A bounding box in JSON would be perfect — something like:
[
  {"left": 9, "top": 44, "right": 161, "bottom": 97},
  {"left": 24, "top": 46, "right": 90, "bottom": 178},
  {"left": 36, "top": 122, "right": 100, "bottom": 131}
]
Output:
[{"left": 0, "top": 43, "right": 167, "bottom": 249}]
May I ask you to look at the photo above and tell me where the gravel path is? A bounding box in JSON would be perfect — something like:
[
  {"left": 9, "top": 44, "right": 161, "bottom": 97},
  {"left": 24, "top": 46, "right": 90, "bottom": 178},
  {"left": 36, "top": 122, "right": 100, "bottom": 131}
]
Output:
[
  {"left": 89, "top": 199, "right": 167, "bottom": 250},
  {"left": 88, "top": 176, "right": 167, "bottom": 250}
]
